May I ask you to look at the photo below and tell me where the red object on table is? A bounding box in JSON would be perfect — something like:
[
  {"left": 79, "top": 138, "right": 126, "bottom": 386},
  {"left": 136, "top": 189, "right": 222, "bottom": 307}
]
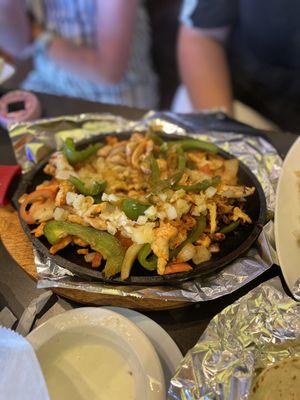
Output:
[{"left": 0, "top": 165, "right": 21, "bottom": 205}]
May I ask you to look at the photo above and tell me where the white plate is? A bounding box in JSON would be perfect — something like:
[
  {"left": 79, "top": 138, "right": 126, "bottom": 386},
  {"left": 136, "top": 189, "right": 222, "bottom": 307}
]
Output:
[
  {"left": 27, "top": 308, "right": 165, "bottom": 400},
  {"left": 0, "top": 60, "right": 15, "bottom": 84},
  {"left": 106, "top": 307, "right": 183, "bottom": 383},
  {"left": 275, "top": 137, "right": 300, "bottom": 294}
]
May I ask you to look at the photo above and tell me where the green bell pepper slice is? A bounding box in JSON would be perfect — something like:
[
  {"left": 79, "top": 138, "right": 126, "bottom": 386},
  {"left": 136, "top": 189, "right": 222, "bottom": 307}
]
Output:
[
  {"left": 170, "top": 214, "right": 206, "bottom": 259},
  {"left": 169, "top": 148, "right": 186, "bottom": 186},
  {"left": 175, "top": 176, "right": 221, "bottom": 192},
  {"left": 149, "top": 149, "right": 186, "bottom": 193},
  {"left": 138, "top": 243, "right": 157, "bottom": 271},
  {"left": 149, "top": 155, "right": 161, "bottom": 190},
  {"left": 68, "top": 176, "right": 107, "bottom": 196},
  {"left": 219, "top": 220, "right": 240, "bottom": 234},
  {"left": 44, "top": 221, "right": 125, "bottom": 278},
  {"left": 121, "top": 199, "right": 150, "bottom": 221},
  {"left": 149, "top": 155, "right": 170, "bottom": 193},
  {"left": 63, "top": 138, "right": 102, "bottom": 165},
  {"left": 168, "top": 139, "right": 218, "bottom": 154},
  {"left": 147, "top": 132, "right": 165, "bottom": 146}
]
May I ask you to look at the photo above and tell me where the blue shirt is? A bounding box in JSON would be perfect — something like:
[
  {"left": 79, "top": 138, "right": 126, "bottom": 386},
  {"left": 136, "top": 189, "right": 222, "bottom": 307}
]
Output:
[
  {"left": 181, "top": 0, "right": 300, "bottom": 101},
  {"left": 23, "top": 0, "right": 158, "bottom": 108}
]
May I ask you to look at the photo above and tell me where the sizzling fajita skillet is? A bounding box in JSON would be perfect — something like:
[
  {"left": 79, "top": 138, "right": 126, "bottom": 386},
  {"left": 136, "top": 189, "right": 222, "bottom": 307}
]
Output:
[{"left": 13, "top": 132, "right": 266, "bottom": 285}]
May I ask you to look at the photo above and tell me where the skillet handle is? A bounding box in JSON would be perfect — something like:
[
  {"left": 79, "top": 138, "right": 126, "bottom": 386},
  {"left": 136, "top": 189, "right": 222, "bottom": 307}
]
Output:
[{"left": 0, "top": 165, "right": 21, "bottom": 206}]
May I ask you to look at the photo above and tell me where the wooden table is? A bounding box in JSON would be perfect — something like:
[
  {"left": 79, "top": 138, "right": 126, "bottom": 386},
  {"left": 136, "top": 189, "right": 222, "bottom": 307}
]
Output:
[{"left": 0, "top": 90, "right": 297, "bottom": 354}]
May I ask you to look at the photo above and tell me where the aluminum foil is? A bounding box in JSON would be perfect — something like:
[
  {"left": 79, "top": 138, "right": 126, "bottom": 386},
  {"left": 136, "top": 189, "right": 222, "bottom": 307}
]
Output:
[
  {"left": 9, "top": 113, "right": 134, "bottom": 172},
  {"left": 168, "top": 276, "right": 300, "bottom": 400},
  {"left": 9, "top": 111, "right": 291, "bottom": 302}
]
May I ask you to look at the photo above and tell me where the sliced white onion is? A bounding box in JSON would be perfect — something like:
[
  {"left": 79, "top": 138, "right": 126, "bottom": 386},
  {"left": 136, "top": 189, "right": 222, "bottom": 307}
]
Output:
[
  {"left": 165, "top": 204, "right": 177, "bottom": 220},
  {"left": 205, "top": 186, "right": 217, "bottom": 198},
  {"left": 177, "top": 243, "right": 196, "bottom": 263},
  {"left": 53, "top": 207, "right": 68, "bottom": 221},
  {"left": 84, "top": 252, "right": 96, "bottom": 263},
  {"left": 192, "top": 246, "right": 212, "bottom": 265}
]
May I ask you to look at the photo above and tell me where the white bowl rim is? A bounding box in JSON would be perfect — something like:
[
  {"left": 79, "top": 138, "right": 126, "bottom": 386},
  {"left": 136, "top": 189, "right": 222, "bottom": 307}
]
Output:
[{"left": 27, "top": 307, "right": 165, "bottom": 400}]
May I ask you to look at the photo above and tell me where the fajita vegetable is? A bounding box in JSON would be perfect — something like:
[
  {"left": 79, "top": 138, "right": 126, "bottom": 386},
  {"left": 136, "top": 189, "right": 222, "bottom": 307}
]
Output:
[
  {"left": 63, "top": 137, "right": 102, "bottom": 165},
  {"left": 19, "top": 131, "right": 255, "bottom": 279},
  {"left": 44, "top": 220, "right": 125, "bottom": 278}
]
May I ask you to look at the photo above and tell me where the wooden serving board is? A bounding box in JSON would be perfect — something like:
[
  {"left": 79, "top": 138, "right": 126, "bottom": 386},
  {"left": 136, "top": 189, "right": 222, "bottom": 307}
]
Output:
[{"left": 0, "top": 206, "right": 189, "bottom": 310}]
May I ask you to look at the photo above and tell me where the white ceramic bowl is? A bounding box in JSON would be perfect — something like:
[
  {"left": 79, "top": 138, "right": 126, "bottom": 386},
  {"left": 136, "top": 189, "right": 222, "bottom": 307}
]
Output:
[
  {"left": 107, "top": 307, "right": 183, "bottom": 383},
  {"left": 27, "top": 308, "right": 165, "bottom": 400}
]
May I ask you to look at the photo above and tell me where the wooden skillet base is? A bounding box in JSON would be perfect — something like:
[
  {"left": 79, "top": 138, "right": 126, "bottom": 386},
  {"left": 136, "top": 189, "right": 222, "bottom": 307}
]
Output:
[{"left": 0, "top": 206, "right": 189, "bottom": 310}]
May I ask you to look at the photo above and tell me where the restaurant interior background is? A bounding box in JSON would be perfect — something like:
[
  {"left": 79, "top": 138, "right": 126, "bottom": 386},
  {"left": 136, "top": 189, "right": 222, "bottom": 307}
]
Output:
[
  {"left": 0, "top": 1, "right": 299, "bottom": 400},
  {"left": 1, "top": 0, "right": 182, "bottom": 109},
  {"left": 3, "top": 0, "right": 299, "bottom": 132}
]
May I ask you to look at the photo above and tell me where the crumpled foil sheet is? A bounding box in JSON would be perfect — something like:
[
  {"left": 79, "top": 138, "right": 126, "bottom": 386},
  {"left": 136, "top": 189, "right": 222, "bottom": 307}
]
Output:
[
  {"left": 9, "top": 111, "right": 293, "bottom": 302},
  {"left": 168, "top": 276, "right": 300, "bottom": 400},
  {"left": 9, "top": 113, "right": 135, "bottom": 172}
]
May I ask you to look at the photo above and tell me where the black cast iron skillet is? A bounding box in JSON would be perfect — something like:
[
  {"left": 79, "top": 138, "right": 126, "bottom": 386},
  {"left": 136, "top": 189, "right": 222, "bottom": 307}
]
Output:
[{"left": 13, "top": 132, "right": 266, "bottom": 285}]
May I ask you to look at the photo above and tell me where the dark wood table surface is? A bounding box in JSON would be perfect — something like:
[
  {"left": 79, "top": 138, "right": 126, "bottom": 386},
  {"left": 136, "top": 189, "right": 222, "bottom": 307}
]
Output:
[{"left": 0, "top": 90, "right": 298, "bottom": 355}]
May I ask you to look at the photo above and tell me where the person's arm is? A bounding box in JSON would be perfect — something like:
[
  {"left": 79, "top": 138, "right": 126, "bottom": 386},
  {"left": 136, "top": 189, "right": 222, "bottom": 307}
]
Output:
[
  {"left": 47, "top": 0, "right": 138, "bottom": 84},
  {"left": 0, "top": 0, "right": 31, "bottom": 57},
  {"left": 178, "top": 25, "right": 233, "bottom": 115}
]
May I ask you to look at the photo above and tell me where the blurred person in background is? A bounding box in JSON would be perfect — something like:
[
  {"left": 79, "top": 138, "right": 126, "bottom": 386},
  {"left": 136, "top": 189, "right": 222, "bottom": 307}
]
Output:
[
  {"left": 173, "top": 0, "right": 300, "bottom": 132},
  {"left": 0, "top": 0, "right": 158, "bottom": 109}
]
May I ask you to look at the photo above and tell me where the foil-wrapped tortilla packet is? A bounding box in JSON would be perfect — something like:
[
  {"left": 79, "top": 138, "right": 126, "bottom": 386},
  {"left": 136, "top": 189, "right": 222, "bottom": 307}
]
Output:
[
  {"left": 168, "top": 276, "right": 300, "bottom": 400},
  {"left": 9, "top": 113, "right": 134, "bottom": 172},
  {"left": 9, "top": 111, "right": 299, "bottom": 302}
]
